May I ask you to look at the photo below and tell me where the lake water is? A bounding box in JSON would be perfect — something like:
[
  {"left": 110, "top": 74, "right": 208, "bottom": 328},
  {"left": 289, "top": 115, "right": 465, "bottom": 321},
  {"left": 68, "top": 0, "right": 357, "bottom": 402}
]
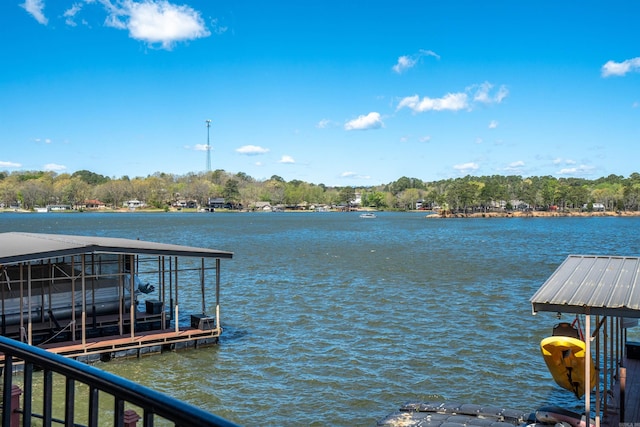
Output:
[{"left": 1, "top": 211, "right": 639, "bottom": 426}]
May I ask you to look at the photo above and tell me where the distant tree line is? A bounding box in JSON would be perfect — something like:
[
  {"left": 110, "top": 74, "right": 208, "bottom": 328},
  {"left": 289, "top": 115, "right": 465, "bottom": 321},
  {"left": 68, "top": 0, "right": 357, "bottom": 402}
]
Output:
[{"left": 1, "top": 169, "right": 640, "bottom": 213}]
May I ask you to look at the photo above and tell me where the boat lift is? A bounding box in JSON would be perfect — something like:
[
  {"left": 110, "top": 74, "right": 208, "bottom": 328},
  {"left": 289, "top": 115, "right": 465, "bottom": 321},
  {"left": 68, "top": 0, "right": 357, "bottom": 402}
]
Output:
[
  {"left": 531, "top": 255, "right": 640, "bottom": 427},
  {"left": 0, "top": 232, "right": 233, "bottom": 360}
]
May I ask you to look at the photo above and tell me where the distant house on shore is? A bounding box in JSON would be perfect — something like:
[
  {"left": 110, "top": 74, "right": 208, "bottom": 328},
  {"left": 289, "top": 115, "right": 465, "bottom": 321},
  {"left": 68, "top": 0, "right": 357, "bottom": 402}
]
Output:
[
  {"left": 83, "top": 199, "right": 106, "bottom": 209},
  {"left": 207, "top": 198, "right": 226, "bottom": 210},
  {"left": 583, "top": 202, "right": 605, "bottom": 212},
  {"left": 125, "top": 200, "right": 144, "bottom": 209},
  {"left": 48, "top": 204, "right": 72, "bottom": 211},
  {"left": 253, "top": 201, "right": 272, "bottom": 212}
]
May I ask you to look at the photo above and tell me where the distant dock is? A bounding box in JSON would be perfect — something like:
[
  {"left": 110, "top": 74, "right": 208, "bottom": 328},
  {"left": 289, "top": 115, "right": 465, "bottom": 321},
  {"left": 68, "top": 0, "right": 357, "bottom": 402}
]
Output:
[{"left": 0, "top": 232, "right": 233, "bottom": 362}]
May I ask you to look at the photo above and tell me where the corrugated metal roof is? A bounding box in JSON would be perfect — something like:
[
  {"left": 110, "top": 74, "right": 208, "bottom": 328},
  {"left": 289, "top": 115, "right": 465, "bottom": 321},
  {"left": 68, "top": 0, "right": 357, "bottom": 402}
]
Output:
[
  {"left": 0, "top": 232, "right": 233, "bottom": 265},
  {"left": 530, "top": 255, "right": 640, "bottom": 318}
]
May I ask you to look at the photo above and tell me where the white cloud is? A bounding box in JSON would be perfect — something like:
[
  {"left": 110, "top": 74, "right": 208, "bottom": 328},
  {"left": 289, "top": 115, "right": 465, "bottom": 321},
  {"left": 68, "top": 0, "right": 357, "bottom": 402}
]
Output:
[
  {"left": 236, "top": 145, "right": 269, "bottom": 155},
  {"left": 209, "top": 18, "right": 227, "bottom": 35},
  {"left": 44, "top": 163, "right": 66, "bottom": 171},
  {"left": 0, "top": 161, "right": 22, "bottom": 168},
  {"left": 502, "top": 161, "right": 525, "bottom": 173},
  {"left": 601, "top": 57, "right": 640, "bottom": 77},
  {"left": 316, "top": 119, "right": 332, "bottom": 129},
  {"left": 419, "top": 135, "right": 432, "bottom": 143},
  {"left": 344, "top": 112, "right": 383, "bottom": 131},
  {"left": 495, "top": 86, "right": 509, "bottom": 103},
  {"left": 105, "top": 0, "right": 211, "bottom": 49},
  {"left": 278, "top": 155, "right": 295, "bottom": 164},
  {"left": 489, "top": 120, "right": 498, "bottom": 129},
  {"left": 21, "top": 0, "right": 48, "bottom": 25},
  {"left": 471, "top": 82, "right": 509, "bottom": 104},
  {"left": 191, "top": 144, "right": 210, "bottom": 151},
  {"left": 392, "top": 56, "right": 415, "bottom": 74},
  {"left": 553, "top": 158, "right": 576, "bottom": 165},
  {"left": 397, "top": 93, "right": 468, "bottom": 112},
  {"left": 558, "top": 165, "right": 595, "bottom": 175},
  {"left": 64, "top": 3, "right": 83, "bottom": 26},
  {"left": 453, "top": 162, "right": 479, "bottom": 174},
  {"left": 397, "top": 82, "right": 507, "bottom": 114},
  {"left": 392, "top": 49, "right": 440, "bottom": 73},
  {"left": 341, "top": 171, "right": 370, "bottom": 179}
]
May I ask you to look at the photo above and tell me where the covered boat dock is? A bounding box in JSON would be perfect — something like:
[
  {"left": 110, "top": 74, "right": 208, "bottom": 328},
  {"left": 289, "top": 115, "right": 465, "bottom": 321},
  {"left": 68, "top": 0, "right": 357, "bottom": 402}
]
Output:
[
  {"left": 530, "top": 254, "right": 640, "bottom": 427},
  {"left": 0, "top": 232, "right": 233, "bottom": 361}
]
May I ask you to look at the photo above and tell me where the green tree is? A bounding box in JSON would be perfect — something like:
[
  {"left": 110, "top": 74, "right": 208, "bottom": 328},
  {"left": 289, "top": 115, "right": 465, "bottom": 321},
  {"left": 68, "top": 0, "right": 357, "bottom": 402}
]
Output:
[
  {"left": 397, "top": 188, "right": 421, "bottom": 210},
  {"left": 54, "top": 176, "right": 90, "bottom": 208},
  {"left": 97, "top": 179, "right": 131, "bottom": 208},
  {"left": 362, "top": 191, "right": 387, "bottom": 208},
  {"left": 338, "top": 187, "right": 355, "bottom": 206},
  {"left": 222, "top": 179, "right": 240, "bottom": 206},
  {"left": 539, "top": 176, "right": 559, "bottom": 208},
  {"left": 284, "top": 182, "right": 305, "bottom": 206},
  {"left": 623, "top": 182, "right": 640, "bottom": 211},
  {"left": 72, "top": 170, "right": 109, "bottom": 185}
]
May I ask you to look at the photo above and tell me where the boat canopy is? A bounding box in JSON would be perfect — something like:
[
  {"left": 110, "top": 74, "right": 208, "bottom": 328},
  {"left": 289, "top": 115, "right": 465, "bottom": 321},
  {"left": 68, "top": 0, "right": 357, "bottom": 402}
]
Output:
[
  {"left": 0, "top": 232, "right": 233, "bottom": 265},
  {"left": 530, "top": 254, "right": 640, "bottom": 318}
]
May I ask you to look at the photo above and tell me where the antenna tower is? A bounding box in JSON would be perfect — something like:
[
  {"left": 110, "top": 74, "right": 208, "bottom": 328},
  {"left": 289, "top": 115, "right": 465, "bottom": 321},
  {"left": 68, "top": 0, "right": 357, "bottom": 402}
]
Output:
[{"left": 205, "top": 119, "right": 212, "bottom": 172}]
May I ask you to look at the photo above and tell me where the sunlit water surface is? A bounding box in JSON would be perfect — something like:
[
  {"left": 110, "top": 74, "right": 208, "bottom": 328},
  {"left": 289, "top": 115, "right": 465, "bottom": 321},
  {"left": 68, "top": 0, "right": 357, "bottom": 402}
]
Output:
[{"left": 2, "top": 212, "right": 639, "bottom": 426}]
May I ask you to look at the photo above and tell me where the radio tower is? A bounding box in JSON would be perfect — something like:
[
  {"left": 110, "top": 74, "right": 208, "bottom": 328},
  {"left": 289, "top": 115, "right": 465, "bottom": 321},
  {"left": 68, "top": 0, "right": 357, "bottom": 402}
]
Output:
[{"left": 205, "top": 119, "right": 212, "bottom": 172}]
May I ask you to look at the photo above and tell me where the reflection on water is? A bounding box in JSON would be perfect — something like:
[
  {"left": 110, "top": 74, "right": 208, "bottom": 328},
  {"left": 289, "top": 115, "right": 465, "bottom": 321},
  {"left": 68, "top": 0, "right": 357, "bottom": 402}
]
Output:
[{"left": 2, "top": 212, "right": 639, "bottom": 426}]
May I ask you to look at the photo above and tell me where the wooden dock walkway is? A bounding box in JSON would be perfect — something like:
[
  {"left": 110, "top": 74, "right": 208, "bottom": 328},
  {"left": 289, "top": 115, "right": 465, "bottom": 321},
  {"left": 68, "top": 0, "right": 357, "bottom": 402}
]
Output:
[
  {"left": 39, "top": 326, "right": 222, "bottom": 360},
  {"left": 0, "top": 326, "right": 221, "bottom": 365},
  {"left": 604, "top": 356, "right": 640, "bottom": 427}
]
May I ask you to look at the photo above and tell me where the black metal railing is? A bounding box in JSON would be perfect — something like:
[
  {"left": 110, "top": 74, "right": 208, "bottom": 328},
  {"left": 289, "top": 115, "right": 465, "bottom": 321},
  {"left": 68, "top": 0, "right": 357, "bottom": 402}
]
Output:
[{"left": 0, "top": 336, "right": 239, "bottom": 427}]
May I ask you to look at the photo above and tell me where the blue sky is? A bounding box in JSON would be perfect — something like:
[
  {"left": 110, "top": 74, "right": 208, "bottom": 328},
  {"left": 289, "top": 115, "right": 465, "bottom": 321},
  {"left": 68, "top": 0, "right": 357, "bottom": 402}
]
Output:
[{"left": 1, "top": 1, "right": 639, "bottom": 186}]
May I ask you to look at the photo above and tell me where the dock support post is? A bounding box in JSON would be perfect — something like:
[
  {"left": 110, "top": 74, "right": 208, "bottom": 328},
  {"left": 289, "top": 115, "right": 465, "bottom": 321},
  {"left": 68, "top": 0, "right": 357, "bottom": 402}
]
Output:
[
  {"left": 595, "top": 315, "right": 600, "bottom": 427},
  {"left": 585, "top": 313, "right": 591, "bottom": 422},
  {"left": 124, "top": 409, "right": 141, "bottom": 427},
  {"left": 620, "top": 366, "right": 626, "bottom": 422},
  {"left": 11, "top": 385, "right": 22, "bottom": 427},
  {"left": 216, "top": 258, "right": 221, "bottom": 334}
]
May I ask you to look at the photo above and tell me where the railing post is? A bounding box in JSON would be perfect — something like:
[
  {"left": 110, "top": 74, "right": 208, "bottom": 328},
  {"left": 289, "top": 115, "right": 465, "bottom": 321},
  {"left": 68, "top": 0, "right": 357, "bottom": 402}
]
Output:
[
  {"left": 124, "top": 409, "right": 141, "bottom": 427},
  {"left": 11, "top": 385, "right": 22, "bottom": 427}
]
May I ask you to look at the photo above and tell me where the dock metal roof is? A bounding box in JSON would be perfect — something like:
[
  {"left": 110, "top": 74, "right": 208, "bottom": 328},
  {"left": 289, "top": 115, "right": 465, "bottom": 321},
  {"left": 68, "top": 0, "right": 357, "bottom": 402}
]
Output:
[
  {"left": 530, "top": 255, "right": 640, "bottom": 318},
  {"left": 0, "top": 232, "right": 233, "bottom": 265}
]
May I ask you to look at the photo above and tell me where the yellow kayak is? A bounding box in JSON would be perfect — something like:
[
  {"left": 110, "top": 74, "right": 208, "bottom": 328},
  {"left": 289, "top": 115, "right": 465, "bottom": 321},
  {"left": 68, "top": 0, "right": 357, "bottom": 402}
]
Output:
[{"left": 540, "top": 335, "right": 596, "bottom": 398}]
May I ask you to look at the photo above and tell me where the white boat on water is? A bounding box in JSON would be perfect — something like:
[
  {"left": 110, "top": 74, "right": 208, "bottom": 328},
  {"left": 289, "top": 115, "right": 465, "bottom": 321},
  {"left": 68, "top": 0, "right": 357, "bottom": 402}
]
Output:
[{"left": 359, "top": 212, "right": 376, "bottom": 218}]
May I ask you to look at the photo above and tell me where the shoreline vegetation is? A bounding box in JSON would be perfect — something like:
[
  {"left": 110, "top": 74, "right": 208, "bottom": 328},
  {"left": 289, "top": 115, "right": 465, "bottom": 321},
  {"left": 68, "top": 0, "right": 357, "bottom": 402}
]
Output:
[
  {"left": 3, "top": 207, "right": 640, "bottom": 218},
  {"left": 3, "top": 170, "right": 640, "bottom": 215}
]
